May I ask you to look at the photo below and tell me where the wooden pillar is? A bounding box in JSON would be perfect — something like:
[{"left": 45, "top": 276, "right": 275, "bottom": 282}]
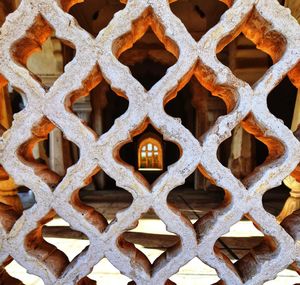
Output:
[
  {"left": 228, "top": 124, "right": 254, "bottom": 179},
  {"left": 227, "top": 40, "right": 254, "bottom": 179},
  {"left": 191, "top": 78, "right": 209, "bottom": 190},
  {"left": 73, "top": 96, "right": 96, "bottom": 190},
  {"left": 90, "top": 82, "right": 108, "bottom": 190},
  {"left": 49, "top": 128, "right": 66, "bottom": 177}
]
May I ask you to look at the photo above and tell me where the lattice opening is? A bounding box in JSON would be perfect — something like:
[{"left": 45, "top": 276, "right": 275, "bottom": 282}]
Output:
[
  {"left": 262, "top": 184, "right": 292, "bottom": 217},
  {"left": 165, "top": 76, "right": 227, "bottom": 137},
  {"left": 170, "top": 0, "right": 229, "bottom": 41},
  {"left": 122, "top": 209, "right": 178, "bottom": 265},
  {"left": 94, "top": 81, "right": 129, "bottom": 135},
  {"left": 119, "top": 124, "right": 181, "bottom": 185},
  {"left": 118, "top": 27, "right": 177, "bottom": 90},
  {"left": 217, "top": 124, "right": 272, "bottom": 181},
  {"left": 216, "top": 116, "right": 287, "bottom": 188},
  {"left": 77, "top": 181, "right": 134, "bottom": 224},
  {"left": 212, "top": 215, "right": 279, "bottom": 283},
  {"left": 216, "top": 8, "right": 287, "bottom": 85},
  {"left": 68, "top": 69, "right": 129, "bottom": 139},
  {"left": 115, "top": 207, "right": 185, "bottom": 284},
  {"left": 267, "top": 76, "right": 298, "bottom": 128},
  {"left": 17, "top": 118, "right": 80, "bottom": 188},
  {"left": 42, "top": 217, "right": 91, "bottom": 266},
  {"left": 112, "top": 8, "right": 179, "bottom": 90},
  {"left": 26, "top": 38, "right": 74, "bottom": 89},
  {"left": 11, "top": 15, "right": 76, "bottom": 90},
  {"left": 216, "top": 34, "right": 272, "bottom": 86},
  {"left": 43, "top": 229, "right": 90, "bottom": 263},
  {"left": 167, "top": 169, "right": 226, "bottom": 220},
  {"left": 68, "top": 0, "right": 126, "bottom": 37}
]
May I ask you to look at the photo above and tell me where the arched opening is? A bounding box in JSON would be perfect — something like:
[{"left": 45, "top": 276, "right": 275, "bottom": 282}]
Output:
[{"left": 138, "top": 134, "right": 163, "bottom": 171}]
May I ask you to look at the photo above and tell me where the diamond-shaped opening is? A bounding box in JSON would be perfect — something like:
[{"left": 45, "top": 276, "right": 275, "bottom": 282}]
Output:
[
  {"left": 164, "top": 76, "right": 227, "bottom": 135},
  {"left": 212, "top": 215, "right": 278, "bottom": 283},
  {"left": 67, "top": 66, "right": 129, "bottom": 141},
  {"left": 17, "top": 117, "right": 80, "bottom": 189},
  {"left": 267, "top": 76, "right": 298, "bottom": 128},
  {"left": 10, "top": 15, "right": 76, "bottom": 90},
  {"left": 68, "top": 0, "right": 126, "bottom": 37},
  {"left": 216, "top": 34, "right": 272, "bottom": 86},
  {"left": 94, "top": 80, "right": 129, "bottom": 136},
  {"left": 118, "top": 123, "right": 181, "bottom": 186},
  {"left": 5, "top": 259, "right": 43, "bottom": 284},
  {"left": 170, "top": 0, "right": 228, "bottom": 41},
  {"left": 88, "top": 258, "right": 131, "bottom": 284},
  {"left": 76, "top": 176, "right": 133, "bottom": 225},
  {"left": 42, "top": 218, "right": 90, "bottom": 263},
  {"left": 262, "top": 183, "right": 292, "bottom": 218},
  {"left": 118, "top": 209, "right": 181, "bottom": 270},
  {"left": 118, "top": 28, "right": 177, "bottom": 90},
  {"left": 170, "top": 257, "right": 219, "bottom": 284},
  {"left": 114, "top": 8, "right": 179, "bottom": 91},
  {"left": 217, "top": 124, "right": 266, "bottom": 181},
  {"left": 216, "top": 9, "right": 287, "bottom": 86},
  {"left": 166, "top": 168, "right": 226, "bottom": 228},
  {"left": 217, "top": 118, "right": 285, "bottom": 187}
]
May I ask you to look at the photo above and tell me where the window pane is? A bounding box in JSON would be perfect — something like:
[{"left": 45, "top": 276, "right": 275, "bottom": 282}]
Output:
[
  {"left": 154, "top": 146, "right": 158, "bottom": 151},
  {"left": 148, "top": 143, "right": 153, "bottom": 151},
  {"left": 142, "top": 146, "right": 146, "bottom": 151}
]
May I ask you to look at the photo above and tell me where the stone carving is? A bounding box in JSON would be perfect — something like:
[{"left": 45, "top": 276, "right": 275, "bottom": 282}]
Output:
[{"left": 0, "top": 0, "right": 299, "bottom": 284}]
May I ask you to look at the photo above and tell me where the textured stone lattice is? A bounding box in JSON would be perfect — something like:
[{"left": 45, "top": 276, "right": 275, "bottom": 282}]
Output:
[{"left": 0, "top": 0, "right": 300, "bottom": 284}]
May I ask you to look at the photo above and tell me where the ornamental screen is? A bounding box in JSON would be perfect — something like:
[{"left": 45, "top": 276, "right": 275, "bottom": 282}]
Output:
[{"left": 0, "top": 0, "right": 299, "bottom": 285}]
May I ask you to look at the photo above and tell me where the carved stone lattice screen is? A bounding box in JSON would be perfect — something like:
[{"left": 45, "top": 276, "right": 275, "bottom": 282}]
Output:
[{"left": 0, "top": 0, "right": 300, "bottom": 284}]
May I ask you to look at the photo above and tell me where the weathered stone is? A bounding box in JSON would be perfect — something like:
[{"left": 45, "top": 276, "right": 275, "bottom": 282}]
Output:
[{"left": 0, "top": 0, "right": 299, "bottom": 284}]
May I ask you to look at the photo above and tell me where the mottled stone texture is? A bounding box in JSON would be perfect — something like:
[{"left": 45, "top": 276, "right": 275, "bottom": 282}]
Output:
[{"left": 0, "top": 0, "right": 299, "bottom": 284}]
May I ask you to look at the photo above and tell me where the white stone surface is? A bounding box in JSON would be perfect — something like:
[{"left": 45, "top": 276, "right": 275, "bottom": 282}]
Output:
[{"left": 0, "top": 0, "right": 299, "bottom": 284}]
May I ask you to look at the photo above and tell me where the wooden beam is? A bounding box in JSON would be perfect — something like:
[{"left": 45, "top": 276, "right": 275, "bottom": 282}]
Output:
[{"left": 43, "top": 226, "right": 263, "bottom": 250}]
